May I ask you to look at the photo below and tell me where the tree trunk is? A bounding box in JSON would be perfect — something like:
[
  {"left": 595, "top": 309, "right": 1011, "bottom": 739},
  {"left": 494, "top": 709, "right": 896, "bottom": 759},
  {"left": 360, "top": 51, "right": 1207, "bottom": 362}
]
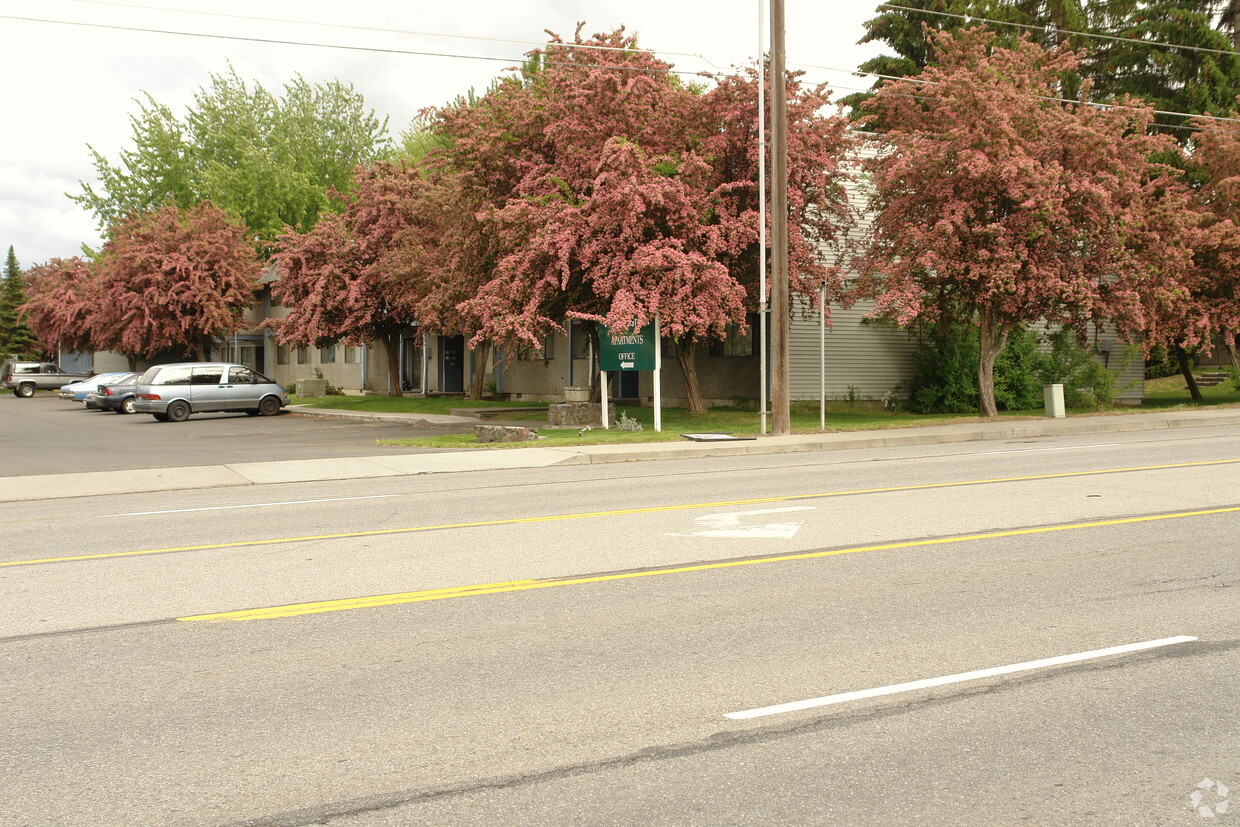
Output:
[
  {"left": 1225, "top": 333, "right": 1239, "bottom": 372},
  {"left": 468, "top": 340, "right": 491, "bottom": 400},
  {"left": 1175, "top": 344, "right": 1202, "bottom": 401},
  {"left": 674, "top": 338, "right": 707, "bottom": 415},
  {"left": 977, "top": 311, "right": 1009, "bottom": 418},
  {"left": 382, "top": 330, "right": 402, "bottom": 396}
]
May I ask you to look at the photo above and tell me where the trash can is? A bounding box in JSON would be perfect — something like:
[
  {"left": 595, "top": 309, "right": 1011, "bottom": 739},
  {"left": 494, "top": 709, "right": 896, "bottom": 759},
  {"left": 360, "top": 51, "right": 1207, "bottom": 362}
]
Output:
[{"left": 1043, "top": 383, "right": 1065, "bottom": 418}]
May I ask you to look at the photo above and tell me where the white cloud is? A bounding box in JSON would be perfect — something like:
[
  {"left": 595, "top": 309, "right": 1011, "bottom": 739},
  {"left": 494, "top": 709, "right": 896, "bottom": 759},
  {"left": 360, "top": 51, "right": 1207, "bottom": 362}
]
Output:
[{"left": 0, "top": 0, "right": 882, "bottom": 266}]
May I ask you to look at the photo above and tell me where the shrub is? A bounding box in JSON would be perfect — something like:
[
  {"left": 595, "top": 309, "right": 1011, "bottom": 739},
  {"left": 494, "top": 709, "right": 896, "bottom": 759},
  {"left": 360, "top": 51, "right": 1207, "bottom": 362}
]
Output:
[
  {"left": 901, "top": 320, "right": 979, "bottom": 414},
  {"left": 902, "top": 321, "right": 1116, "bottom": 413},
  {"left": 1144, "top": 344, "right": 1181, "bottom": 379},
  {"left": 1034, "top": 328, "right": 1116, "bottom": 410}
]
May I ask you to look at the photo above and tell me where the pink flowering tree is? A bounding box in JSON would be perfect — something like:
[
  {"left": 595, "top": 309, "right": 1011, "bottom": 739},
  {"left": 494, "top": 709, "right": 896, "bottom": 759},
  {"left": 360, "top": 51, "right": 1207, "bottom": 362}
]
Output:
[
  {"left": 853, "top": 28, "right": 1183, "bottom": 416},
  {"left": 93, "top": 201, "right": 261, "bottom": 366},
  {"left": 1186, "top": 108, "right": 1240, "bottom": 372},
  {"left": 20, "top": 257, "right": 99, "bottom": 356},
  {"left": 271, "top": 162, "right": 426, "bottom": 395},
  {"left": 438, "top": 27, "right": 854, "bottom": 413}
]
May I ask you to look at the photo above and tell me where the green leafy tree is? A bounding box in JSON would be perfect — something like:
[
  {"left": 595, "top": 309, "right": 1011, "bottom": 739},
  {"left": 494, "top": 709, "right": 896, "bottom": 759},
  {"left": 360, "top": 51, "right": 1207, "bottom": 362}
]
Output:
[
  {"left": 0, "top": 247, "right": 40, "bottom": 357},
  {"left": 73, "top": 66, "right": 390, "bottom": 253}
]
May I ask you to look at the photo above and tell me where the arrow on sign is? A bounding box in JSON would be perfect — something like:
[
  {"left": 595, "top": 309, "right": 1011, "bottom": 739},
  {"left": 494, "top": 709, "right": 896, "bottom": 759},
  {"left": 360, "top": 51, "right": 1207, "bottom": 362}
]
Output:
[
  {"left": 671, "top": 506, "right": 815, "bottom": 539},
  {"left": 621, "top": 361, "right": 634, "bottom": 368}
]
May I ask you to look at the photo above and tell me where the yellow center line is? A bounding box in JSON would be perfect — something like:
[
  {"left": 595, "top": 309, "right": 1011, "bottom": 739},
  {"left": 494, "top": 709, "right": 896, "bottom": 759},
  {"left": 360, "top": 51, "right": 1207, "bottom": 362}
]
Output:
[
  {"left": 3, "top": 457, "right": 1238, "bottom": 570},
  {"left": 181, "top": 504, "right": 1240, "bottom": 622}
]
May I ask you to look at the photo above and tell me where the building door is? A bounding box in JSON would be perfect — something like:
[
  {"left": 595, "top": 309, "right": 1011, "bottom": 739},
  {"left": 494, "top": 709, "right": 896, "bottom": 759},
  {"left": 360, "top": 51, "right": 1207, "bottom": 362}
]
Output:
[
  {"left": 441, "top": 335, "right": 465, "bottom": 393},
  {"left": 617, "top": 370, "right": 639, "bottom": 399},
  {"left": 400, "top": 335, "right": 423, "bottom": 393}
]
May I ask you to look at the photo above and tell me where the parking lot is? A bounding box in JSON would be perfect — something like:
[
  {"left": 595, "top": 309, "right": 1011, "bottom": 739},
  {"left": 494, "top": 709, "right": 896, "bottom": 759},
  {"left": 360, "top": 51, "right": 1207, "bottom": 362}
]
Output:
[{"left": 0, "top": 393, "right": 463, "bottom": 476}]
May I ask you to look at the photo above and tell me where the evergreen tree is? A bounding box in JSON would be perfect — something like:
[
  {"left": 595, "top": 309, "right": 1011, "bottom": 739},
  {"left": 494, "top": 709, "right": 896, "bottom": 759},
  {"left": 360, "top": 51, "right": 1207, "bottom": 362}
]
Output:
[
  {"left": 848, "top": 1, "right": 1240, "bottom": 137},
  {"left": 0, "top": 246, "right": 39, "bottom": 358}
]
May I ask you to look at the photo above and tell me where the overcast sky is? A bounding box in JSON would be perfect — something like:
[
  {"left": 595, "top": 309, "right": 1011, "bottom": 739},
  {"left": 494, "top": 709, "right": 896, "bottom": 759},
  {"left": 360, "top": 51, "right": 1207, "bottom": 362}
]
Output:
[{"left": 0, "top": 0, "right": 884, "bottom": 268}]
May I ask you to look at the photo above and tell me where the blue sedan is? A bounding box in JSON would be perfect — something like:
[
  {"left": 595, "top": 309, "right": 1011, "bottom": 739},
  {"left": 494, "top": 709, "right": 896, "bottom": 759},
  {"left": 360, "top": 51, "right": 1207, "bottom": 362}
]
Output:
[{"left": 85, "top": 374, "right": 141, "bottom": 414}]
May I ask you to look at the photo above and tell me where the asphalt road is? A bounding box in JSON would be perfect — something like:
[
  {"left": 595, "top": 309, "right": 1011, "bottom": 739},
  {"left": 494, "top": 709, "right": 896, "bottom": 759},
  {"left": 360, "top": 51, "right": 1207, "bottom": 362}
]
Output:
[
  {"left": 1, "top": 427, "right": 1237, "bottom": 825},
  {"left": 0, "top": 393, "right": 461, "bottom": 476}
]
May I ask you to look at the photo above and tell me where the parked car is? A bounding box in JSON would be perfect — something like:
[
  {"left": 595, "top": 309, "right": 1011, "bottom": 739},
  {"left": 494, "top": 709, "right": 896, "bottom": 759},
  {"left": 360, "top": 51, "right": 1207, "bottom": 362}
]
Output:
[
  {"left": 2, "top": 360, "right": 92, "bottom": 397},
  {"left": 85, "top": 374, "right": 141, "bottom": 414},
  {"left": 59, "top": 372, "right": 134, "bottom": 403},
  {"left": 132, "top": 363, "right": 289, "bottom": 422}
]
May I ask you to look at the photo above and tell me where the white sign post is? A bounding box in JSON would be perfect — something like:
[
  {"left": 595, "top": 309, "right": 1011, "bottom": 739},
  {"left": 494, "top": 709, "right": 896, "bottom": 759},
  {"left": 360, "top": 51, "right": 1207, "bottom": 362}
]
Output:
[
  {"left": 653, "top": 317, "right": 662, "bottom": 432},
  {"left": 600, "top": 369, "right": 609, "bottom": 429}
]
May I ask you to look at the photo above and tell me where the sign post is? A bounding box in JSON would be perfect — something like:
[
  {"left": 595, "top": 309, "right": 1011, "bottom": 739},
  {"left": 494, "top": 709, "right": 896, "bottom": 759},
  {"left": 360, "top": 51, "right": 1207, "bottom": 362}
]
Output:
[{"left": 598, "top": 319, "right": 661, "bottom": 431}]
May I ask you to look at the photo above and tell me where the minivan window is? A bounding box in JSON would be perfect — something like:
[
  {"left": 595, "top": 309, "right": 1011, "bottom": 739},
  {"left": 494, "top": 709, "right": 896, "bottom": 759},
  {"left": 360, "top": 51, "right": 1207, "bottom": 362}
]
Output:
[
  {"left": 191, "top": 366, "right": 224, "bottom": 385},
  {"left": 229, "top": 366, "right": 257, "bottom": 384},
  {"left": 154, "top": 366, "right": 193, "bottom": 386}
]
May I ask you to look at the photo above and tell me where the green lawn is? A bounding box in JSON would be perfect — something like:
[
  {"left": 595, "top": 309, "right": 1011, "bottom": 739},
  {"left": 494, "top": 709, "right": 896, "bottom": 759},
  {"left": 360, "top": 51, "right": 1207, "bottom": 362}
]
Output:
[
  {"left": 1139, "top": 372, "right": 1240, "bottom": 408},
  {"left": 291, "top": 395, "right": 544, "bottom": 415},
  {"left": 293, "top": 374, "right": 1240, "bottom": 450}
]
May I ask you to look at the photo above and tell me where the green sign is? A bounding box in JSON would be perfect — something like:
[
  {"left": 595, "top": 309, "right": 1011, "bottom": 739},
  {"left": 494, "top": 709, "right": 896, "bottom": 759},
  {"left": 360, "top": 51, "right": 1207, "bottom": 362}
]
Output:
[{"left": 599, "top": 321, "right": 657, "bottom": 371}]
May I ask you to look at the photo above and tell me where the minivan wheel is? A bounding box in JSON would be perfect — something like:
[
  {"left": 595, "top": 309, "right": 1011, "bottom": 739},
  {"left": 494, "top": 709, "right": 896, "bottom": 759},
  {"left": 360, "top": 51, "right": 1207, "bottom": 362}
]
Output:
[
  {"left": 15, "top": 383, "right": 34, "bottom": 398},
  {"left": 118, "top": 397, "right": 137, "bottom": 414},
  {"left": 258, "top": 396, "right": 281, "bottom": 416},
  {"left": 166, "top": 401, "right": 191, "bottom": 422}
]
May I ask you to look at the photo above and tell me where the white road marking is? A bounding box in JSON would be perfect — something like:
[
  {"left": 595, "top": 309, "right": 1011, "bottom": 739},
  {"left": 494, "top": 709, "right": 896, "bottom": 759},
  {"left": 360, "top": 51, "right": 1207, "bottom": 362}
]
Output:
[
  {"left": 724, "top": 635, "right": 1198, "bottom": 720},
  {"left": 972, "top": 443, "right": 1122, "bottom": 456},
  {"left": 672, "top": 506, "right": 815, "bottom": 539},
  {"left": 105, "top": 494, "right": 402, "bottom": 517}
]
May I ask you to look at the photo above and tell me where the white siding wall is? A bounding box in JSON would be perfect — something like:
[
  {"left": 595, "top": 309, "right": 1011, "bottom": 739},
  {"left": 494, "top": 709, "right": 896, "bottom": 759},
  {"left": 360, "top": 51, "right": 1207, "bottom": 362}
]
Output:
[
  {"left": 788, "top": 141, "right": 916, "bottom": 401},
  {"left": 789, "top": 301, "right": 918, "bottom": 401}
]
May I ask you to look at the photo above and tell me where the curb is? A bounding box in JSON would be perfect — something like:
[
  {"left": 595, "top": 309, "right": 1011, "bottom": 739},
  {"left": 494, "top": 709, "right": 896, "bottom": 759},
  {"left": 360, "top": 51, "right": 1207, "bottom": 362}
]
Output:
[{"left": 2, "top": 407, "right": 1238, "bottom": 502}]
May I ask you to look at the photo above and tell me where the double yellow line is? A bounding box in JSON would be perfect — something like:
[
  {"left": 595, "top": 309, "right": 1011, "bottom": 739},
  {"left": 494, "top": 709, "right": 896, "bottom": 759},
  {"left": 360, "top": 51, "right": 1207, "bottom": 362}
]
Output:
[{"left": 180, "top": 503, "right": 1240, "bottom": 623}]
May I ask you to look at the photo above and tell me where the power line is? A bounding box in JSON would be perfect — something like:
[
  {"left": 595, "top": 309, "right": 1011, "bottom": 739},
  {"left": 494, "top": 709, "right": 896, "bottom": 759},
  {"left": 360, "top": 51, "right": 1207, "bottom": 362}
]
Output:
[
  {"left": 61, "top": 0, "right": 731, "bottom": 68},
  {"left": 880, "top": 2, "right": 1240, "bottom": 59},
  {"left": 823, "top": 79, "right": 1238, "bottom": 134},
  {"left": 795, "top": 61, "right": 1240, "bottom": 127},
  {"left": 0, "top": 12, "right": 722, "bottom": 78}
]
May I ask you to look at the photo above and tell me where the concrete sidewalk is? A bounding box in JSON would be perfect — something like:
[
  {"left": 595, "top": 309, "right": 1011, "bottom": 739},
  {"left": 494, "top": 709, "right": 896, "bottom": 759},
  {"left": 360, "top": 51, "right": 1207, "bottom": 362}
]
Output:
[{"left": 3, "top": 405, "right": 1239, "bottom": 503}]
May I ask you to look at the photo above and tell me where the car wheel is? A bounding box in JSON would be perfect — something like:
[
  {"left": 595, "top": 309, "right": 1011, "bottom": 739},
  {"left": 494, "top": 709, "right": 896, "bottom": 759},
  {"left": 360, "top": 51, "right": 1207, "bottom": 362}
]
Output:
[
  {"left": 16, "top": 383, "right": 35, "bottom": 398},
  {"left": 118, "top": 397, "right": 137, "bottom": 415},
  {"left": 244, "top": 410, "right": 260, "bottom": 416},
  {"left": 152, "top": 413, "right": 170, "bottom": 422},
  {"left": 258, "top": 396, "right": 281, "bottom": 416},
  {"left": 166, "top": 400, "right": 191, "bottom": 422}
]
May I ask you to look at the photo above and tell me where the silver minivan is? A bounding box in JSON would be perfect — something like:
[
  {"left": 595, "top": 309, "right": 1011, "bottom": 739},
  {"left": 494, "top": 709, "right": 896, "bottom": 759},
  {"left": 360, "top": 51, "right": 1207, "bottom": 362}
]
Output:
[{"left": 133, "top": 362, "right": 290, "bottom": 422}]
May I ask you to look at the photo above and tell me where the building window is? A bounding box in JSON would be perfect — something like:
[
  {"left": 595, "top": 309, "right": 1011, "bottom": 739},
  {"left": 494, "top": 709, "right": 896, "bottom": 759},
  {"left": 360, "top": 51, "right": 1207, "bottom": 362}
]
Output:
[
  {"left": 344, "top": 345, "right": 360, "bottom": 364},
  {"left": 277, "top": 344, "right": 289, "bottom": 365},
  {"left": 296, "top": 346, "right": 309, "bottom": 365},
  {"left": 710, "top": 318, "right": 755, "bottom": 357},
  {"left": 320, "top": 344, "right": 336, "bottom": 363},
  {"left": 517, "top": 335, "right": 554, "bottom": 361}
]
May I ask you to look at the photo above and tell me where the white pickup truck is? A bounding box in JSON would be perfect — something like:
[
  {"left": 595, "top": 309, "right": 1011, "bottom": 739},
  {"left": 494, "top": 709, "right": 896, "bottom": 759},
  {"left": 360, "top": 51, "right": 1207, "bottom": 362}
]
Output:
[{"left": 1, "top": 360, "right": 93, "bottom": 398}]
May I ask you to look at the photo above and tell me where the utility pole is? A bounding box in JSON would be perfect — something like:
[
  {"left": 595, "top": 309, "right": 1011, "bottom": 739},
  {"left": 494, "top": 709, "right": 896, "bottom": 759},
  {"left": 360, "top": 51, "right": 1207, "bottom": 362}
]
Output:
[
  {"left": 757, "top": 0, "right": 767, "bottom": 436},
  {"left": 769, "top": 0, "right": 790, "bottom": 435}
]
